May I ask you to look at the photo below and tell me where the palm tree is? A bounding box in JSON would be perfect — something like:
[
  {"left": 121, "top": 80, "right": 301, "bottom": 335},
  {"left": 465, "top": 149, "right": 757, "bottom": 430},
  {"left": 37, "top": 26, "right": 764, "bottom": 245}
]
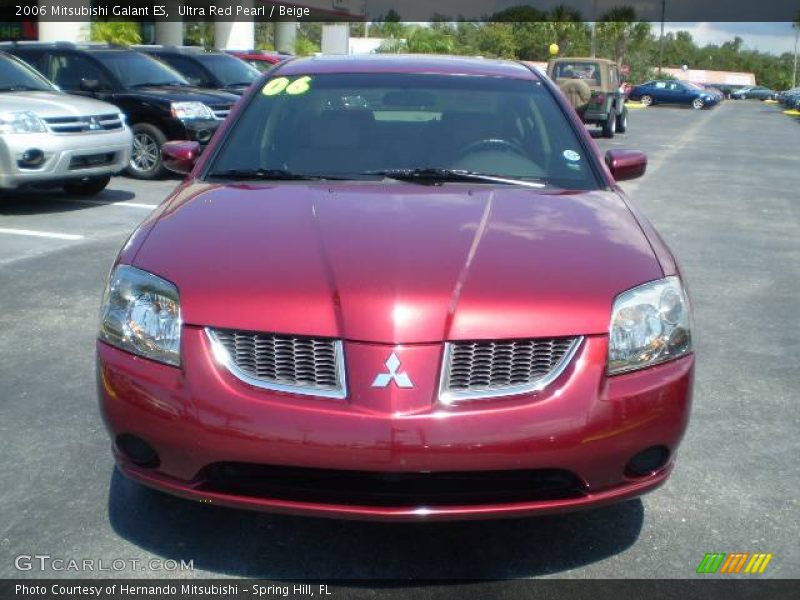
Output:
[{"left": 90, "top": 21, "right": 142, "bottom": 46}]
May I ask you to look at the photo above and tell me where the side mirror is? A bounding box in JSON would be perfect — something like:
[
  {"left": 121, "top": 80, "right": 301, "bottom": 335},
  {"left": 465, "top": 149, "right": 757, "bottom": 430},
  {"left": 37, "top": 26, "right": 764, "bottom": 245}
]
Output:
[
  {"left": 605, "top": 149, "right": 647, "bottom": 181},
  {"left": 161, "top": 141, "right": 200, "bottom": 175},
  {"left": 79, "top": 78, "right": 100, "bottom": 92}
]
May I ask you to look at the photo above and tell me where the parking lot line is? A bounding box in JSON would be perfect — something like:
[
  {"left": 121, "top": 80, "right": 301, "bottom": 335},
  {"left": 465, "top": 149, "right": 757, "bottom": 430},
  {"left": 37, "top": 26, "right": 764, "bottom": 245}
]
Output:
[
  {"left": 62, "top": 199, "right": 159, "bottom": 210},
  {"left": 0, "top": 227, "right": 84, "bottom": 241}
]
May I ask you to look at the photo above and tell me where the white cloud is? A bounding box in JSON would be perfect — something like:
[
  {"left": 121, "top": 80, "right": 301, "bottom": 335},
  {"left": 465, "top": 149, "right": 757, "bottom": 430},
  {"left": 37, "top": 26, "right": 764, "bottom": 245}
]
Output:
[{"left": 658, "top": 22, "right": 799, "bottom": 56}]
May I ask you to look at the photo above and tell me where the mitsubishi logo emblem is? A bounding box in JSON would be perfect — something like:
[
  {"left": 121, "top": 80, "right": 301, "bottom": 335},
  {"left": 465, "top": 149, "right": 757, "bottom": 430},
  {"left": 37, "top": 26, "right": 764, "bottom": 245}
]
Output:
[{"left": 371, "top": 352, "right": 414, "bottom": 389}]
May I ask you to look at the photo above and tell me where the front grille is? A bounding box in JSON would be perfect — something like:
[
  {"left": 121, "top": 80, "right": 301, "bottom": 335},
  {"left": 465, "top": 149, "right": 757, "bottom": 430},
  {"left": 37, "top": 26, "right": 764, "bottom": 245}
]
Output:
[
  {"left": 440, "top": 337, "right": 582, "bottom": 403},
  {"left": 208, "top": 105, "right": 231, "bottom": 120},
  {"left": 43, "top": 113, "right": 123, "bottom": 133},
  {"left": 198, "top": 463, "right": 587, "bottom": 507},
  {"left": 207, "top": 328, "right": 346, "bottom": 398},
  {"left": 68, "top": 152, "right": 116, "bottom": 170}
]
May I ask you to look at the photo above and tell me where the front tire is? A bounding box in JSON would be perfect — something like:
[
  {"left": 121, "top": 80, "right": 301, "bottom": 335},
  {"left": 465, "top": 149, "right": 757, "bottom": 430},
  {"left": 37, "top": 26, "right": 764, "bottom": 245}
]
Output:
[
  {"left": 63, "top": 175, "right": 111, "bottom": 197},
  {"left": 615, "top": 107, "right": 628, "bottom": 133},
  {"left": 602, "top": 111, "right": 616, "bottom": 138},
  {"left": 128, "top": 123, "right": 167, "bottom": 180},
  {"left": 692, "top": 97, "right": 705, "bottom": 110},
  {"left": 640, "top": 95, "right": 653, "bottom": 107}
]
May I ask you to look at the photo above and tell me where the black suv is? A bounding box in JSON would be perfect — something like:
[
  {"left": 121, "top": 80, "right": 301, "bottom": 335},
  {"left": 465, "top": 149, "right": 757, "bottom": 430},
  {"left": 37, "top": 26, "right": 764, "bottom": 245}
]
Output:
[
  {"left": 3, "top": 43, "right": 239, "bottom": 179},
  {"left": 135, "top": 45, "right": 260, "bottom": 95}
]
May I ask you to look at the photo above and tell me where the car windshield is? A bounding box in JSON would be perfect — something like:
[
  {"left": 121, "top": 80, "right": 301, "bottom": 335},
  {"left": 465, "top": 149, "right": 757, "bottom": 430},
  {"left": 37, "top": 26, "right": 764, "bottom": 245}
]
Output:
[
  {"left": 195, "top": 54, "right": 259, "bottom": 86},
  {"left": 0, "top": 54, "right": 53, "bottom": 92},
  {"left": 94, "top": 51, "right": 189, "bottom": 87},
  {"left": 207, "top": 72, "right": 599, "bottom": 190}
]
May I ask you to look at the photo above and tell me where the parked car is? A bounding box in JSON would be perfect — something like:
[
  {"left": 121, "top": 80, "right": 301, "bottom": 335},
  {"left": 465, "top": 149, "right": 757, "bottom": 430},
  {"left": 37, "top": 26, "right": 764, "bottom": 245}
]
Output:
[
  {"left": 628, "top": 80, "right": 719, "bottom": 109},
  {"left": 730, "top": 85, "right": 777, "bottom": 100},
  {"left": 547, "top": 57, "right": 628, "bottom": 138},
  {"left": 0, "top": 51, "right": 131, "bottom": 195},
  {"left": 135, "top": 45, "right": 260, "bottom": 95},
  {"left": 694, "top": 83, "right": 724, "bottom": 102},
  {"left": 3, "top": 42, "right": 239, "bottom": 179},
  {"left": 226, "top": 50, "right": 288, "bottom": 72},
  {"left": 777, "top": 87, "right": 800, "bottom": 108},
  {"left": 97, "top": 55, "right": 694, "bottom": 521}
]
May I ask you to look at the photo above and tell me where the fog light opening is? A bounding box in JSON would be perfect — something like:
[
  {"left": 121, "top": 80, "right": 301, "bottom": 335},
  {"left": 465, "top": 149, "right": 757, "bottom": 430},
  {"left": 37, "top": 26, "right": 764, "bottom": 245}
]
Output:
[
  {"left": 116, "top": 434, "right": 160, "bottom": 468},
  {"left": 195, "top": 129, "right": 212, "bottom": 144},
  {"left": 19, "top": 148, "right": 45, "bottom": 168},
  {"left": 625, "top": 445, "right": 670, "bottom": 478}
]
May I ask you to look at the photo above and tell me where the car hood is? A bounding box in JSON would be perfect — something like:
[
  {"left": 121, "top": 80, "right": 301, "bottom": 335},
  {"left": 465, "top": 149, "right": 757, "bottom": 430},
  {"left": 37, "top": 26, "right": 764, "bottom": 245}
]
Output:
[
  {"left": 0, "top": 90, "right": 121, "bottom": 118},
  {"left": 123, "top": 85, "right": 238, "bottom": 105},
  {"left": 133, "top": 183, "right": 663, "bottom": 343}
]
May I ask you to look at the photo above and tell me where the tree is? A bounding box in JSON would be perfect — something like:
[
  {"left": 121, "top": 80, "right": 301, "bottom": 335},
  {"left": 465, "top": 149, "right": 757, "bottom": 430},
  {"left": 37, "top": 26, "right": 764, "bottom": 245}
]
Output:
[
  {"left": 596, "top": 6, "right": 650, "bottom": 65},
  {"left": 90, "top": 21, "right": 142, "bottom": 46}
]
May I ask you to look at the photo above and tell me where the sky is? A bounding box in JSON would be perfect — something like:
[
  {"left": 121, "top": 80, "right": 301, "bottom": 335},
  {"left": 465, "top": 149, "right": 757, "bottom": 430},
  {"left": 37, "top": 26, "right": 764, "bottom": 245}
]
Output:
[{"left": 659, "top": 22, "right": 799, "bottom": 56}]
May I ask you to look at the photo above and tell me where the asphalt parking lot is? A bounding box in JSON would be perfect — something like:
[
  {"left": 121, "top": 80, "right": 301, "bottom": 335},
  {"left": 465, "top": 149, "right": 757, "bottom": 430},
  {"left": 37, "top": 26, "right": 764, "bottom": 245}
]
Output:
[{"left": 1, "top": 100, "right": 798, "bottom": 580}]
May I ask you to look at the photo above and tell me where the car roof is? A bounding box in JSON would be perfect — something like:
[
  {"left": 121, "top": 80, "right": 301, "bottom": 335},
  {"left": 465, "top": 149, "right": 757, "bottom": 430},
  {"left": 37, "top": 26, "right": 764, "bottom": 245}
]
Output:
[
  {"left": 275, "top": 54, "right": 539, "bottom": 80},
  {"left": 550, "top": 57, "right": 617, "bottom": 65}
]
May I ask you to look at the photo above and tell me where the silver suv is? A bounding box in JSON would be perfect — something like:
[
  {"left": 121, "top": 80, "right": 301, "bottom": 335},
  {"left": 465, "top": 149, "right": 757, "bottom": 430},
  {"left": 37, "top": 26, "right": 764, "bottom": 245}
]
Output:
[{"left": 0, "top": 51, "right": 132, "bottom": 196}]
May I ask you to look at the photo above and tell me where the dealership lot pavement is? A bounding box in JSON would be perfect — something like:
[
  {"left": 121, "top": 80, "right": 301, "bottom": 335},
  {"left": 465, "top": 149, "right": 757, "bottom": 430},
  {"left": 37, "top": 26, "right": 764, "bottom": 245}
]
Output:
[{"left": 1, "top": 100, "right": 798, "bottom": 580}]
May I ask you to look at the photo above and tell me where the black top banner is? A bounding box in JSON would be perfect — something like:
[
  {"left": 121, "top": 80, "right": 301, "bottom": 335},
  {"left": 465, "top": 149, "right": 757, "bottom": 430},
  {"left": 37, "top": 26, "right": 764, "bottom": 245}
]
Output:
[{"left": 1, "top": 0, "right": 800, "bottom": 23}]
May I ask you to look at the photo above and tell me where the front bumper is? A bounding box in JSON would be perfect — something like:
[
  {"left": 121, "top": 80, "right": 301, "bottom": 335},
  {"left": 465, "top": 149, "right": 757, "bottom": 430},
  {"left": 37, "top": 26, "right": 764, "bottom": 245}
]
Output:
[
  {"left": 0, "top": 129, "right": 132, "bottom": 190},
  {"left": 163, "top": 117, "right": 221, "bottom": 145},
  {"left": 98, "top": 328, "right": 694, "bottom": 521}
]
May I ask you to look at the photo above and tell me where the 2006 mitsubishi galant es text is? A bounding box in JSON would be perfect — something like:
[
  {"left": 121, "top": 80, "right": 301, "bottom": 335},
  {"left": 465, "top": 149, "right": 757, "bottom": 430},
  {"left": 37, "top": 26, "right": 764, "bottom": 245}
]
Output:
[{"left": 97, "top": 55, "right": 694, "bottom": 521}]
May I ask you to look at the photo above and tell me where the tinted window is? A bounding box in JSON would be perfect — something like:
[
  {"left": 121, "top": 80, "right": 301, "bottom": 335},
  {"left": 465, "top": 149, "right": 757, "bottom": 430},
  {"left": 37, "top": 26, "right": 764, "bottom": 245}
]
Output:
[
  {"left": 194, "top": 54, "right": 258, "bottom": 87},
  {"left": 208, "top": 72, "right": 600, "bottom": 190},
  {"left": 93, "top": 51, "right": 189, "bottom": 87},
  {"left": 0, "top": 53, "right": 53, "bottom": 91},
  {"left": 48, "top": 53, "right": 111, "bottom": 90},
  {"left": 158, "top": 54, "right": 211, "bottom": 87}
]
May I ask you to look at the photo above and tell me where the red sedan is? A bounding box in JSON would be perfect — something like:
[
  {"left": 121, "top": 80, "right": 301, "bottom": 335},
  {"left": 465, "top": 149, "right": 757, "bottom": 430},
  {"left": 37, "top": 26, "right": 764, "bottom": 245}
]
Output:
[
  {"left": 225, "top": 49, "right": 287, "bottom": 72},
  {"left": 97, "top": 55, "right": 693, "bottom": 521}
]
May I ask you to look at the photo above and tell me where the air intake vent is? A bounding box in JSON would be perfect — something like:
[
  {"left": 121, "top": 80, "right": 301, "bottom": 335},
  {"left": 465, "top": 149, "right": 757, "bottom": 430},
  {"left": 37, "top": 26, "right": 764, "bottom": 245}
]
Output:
[
  {"left": 440, "top": 337, "right": 582, "bottom": 403},
  {"left": 206, "top": 328, "right": 346, "bottom": 399}
]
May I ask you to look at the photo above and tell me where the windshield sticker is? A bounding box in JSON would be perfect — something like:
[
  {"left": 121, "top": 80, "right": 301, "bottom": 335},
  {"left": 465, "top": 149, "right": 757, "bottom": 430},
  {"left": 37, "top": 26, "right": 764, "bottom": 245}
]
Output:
[
  {"left": 563, "top": 150, "right": 581, "bottom": 162},
  {"left": 262, "top": 76, "right": 312, "bottom": 97}
]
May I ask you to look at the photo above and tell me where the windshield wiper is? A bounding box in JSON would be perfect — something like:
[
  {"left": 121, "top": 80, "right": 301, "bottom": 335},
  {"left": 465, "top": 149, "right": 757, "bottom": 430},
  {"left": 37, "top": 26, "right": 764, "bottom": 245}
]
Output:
[
  {"left": 130, "top": 81, "right": 189, "bottom": 88},
  {"left": 364, "top": 168, "right": 546, "bottom": 188},
  {"left": 0, "top": 85, "right": 44, "bottom": 91},
  {"left": 206, "top": 168, "right": 350, "bottom": 181}
]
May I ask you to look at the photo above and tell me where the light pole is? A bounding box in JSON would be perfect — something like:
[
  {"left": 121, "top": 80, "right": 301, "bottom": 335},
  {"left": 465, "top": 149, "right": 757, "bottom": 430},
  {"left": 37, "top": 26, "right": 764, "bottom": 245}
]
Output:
[
  {"left": 590, "top": 0, "right": 597, "bottom": 57},
  {"left": 793, "top": 22, "right": 799, "bottom": 89},
  {"left": 658, "top": 0, "right": 666, "bottom": 75}
]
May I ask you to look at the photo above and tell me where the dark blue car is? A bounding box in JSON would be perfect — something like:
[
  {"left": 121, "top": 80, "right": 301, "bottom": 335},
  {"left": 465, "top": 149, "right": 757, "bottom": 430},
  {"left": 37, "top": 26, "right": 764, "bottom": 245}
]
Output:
[{"left": 629, "top": 80, "right": 720, "bottom": 109}]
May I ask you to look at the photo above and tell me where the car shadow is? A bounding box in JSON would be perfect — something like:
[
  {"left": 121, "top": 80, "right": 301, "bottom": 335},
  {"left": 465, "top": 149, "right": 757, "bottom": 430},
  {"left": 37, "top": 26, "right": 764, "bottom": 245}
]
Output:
[
  {"left": 0, "top": 188, "right": 135, "bottom": 215},
  {"left": 108, "top": 468, "right": 644, "bottom": 579}
]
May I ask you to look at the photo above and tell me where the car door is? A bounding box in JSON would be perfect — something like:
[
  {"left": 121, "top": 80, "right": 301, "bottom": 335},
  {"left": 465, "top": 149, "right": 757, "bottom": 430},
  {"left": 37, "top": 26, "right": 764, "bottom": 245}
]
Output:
[{"left": 651, "top": 81, "right": 672, "bottom": 103}]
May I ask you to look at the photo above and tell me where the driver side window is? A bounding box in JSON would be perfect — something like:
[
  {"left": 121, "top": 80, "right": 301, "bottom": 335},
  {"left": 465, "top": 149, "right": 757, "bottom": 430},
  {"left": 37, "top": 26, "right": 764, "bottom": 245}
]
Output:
[{"left": 47, "top": 53, "right": 110, "bottom": 91}]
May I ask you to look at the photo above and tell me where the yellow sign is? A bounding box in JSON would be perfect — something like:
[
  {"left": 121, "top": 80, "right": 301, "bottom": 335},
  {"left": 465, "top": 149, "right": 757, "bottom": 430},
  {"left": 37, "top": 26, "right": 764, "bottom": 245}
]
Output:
[{"left": 262, "top": 76, "right": 312, "bottom": 97}]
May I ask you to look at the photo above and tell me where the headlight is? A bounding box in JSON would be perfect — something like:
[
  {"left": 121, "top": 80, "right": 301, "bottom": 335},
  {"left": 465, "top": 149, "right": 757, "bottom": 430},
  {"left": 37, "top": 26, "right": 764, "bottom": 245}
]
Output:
[
  {"left": 608, "top": 276, "right": 692, "bottom": 374},
  {"left": 99, "top": 265, "right": 181, "bottom": 366},
  {"left": 0, "top": 111, "right": 47, "bottom": 134},
  {"left": 170, "top": 101, "right": 214, "bottom": 120}
]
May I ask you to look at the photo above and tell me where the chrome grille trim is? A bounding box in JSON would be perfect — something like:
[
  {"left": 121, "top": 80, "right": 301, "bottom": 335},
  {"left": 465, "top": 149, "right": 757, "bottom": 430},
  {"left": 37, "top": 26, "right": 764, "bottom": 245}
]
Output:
[
  {"left": 205, "top": 328, "right": 347, "bottom": 399},
  {"left": 43, "top": 113, "right": 124, "bottom": 134},
  {"left": 438, "top": 337, "right": 583, "bottom": 404},
  {"left": 208, "top": 105, "right": 231, "bottom": 120}
]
